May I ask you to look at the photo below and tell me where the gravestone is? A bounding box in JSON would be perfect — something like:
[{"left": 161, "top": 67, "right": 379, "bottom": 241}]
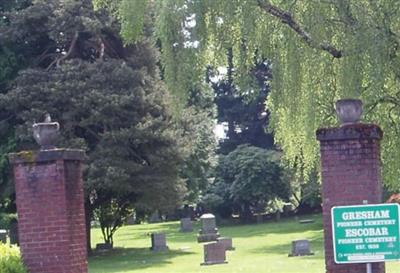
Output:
[
  {"left": 0, "top": 229, "right": 7, "bottom": 243},
  {"left": 9, "top": 221, "right": 18, "bottom": 245},
  {"left": 299, "top": 219, "right": 314, "bottom": 224},
  {"left": 180, "top": 217, "right": 193, "bottom": 232},
  {"left": 148, "top": 211, "right": 161, "bottom": 223},
  {"left": 197, "top": 213, "right": 219, "bottom": 242},
  {"left": 217, "top": 237, "right": 234, "bottom": 251},
  {"left": 126, "top": 215, "right": 135, "bottom": 225},
  {"left": 96, "top": 243, "right": 113, "bottom": 251},
  {"left": 283, "top": 204, "right": 292, "bottom": 217},
  {"left": 201, "top": 242, "right": 227, "bottom": 265},
  {"left": 288, "top": 239, "right": 314, "bottom": 256},
  {"left": 150, "top": 233, "right": 168, "bottom": 251},
  {"left": 275, "top": 211, "right": 281, "bottom": 222}
]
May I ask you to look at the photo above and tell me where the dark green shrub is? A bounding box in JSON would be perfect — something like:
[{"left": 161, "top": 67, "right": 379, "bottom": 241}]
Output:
[
  {"left": 0, "top": 214, "right": 17, "bottom": 229},
  {"left": 0, "top": 243, "right": 27, "bottom": 273}
]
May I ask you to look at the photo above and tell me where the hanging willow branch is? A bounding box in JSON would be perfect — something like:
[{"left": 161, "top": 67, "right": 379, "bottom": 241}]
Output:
[{"left": 257, "top": 0, "right": 343, "bottom": 58}]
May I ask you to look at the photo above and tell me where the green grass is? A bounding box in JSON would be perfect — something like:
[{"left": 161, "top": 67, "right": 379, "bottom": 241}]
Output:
[{"left": 89, "top": 214, "right": 400, "bottom": 273}]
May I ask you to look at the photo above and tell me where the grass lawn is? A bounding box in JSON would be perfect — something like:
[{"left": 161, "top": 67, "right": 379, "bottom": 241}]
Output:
[{"left": 89, "top": 214, "right": 399, "bottom": 273}]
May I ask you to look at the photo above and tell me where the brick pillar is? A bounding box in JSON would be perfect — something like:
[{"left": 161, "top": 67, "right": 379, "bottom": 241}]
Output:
[
  {"left": 316, "top": 124, "right": 385, "bottom": 273},
  {"left": 9, "top": 149, "right": 88, "bottom": 273}
]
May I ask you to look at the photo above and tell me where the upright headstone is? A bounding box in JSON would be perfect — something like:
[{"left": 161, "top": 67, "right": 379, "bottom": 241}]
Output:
[
  {"left": 9, "top": 117, "right": 87, "bottom": 273},
  {"left": 96, "top": 243, "right": 112, "bottom": 251},
  {"left": 150, "top": 233, "right": 168, "bottom": 251},
  {"left": 9, "top": 221, "right": 18, "bottom": 245},
  {"left": 126, "top": 214, "right": 135, "bottom": 225},
  {"left": 217, "top": 237, "right": 234, "bottom": 251},
  {"left": 275, "top": 211, "right": 281, "bottom": 222},
  {"left": 180, "top": 217, "right": 193, "bottom": 232},
  {"left": 283, "top": 204, "right": 292, "bottom": 217},
  {"left": 148, "top": 211, "right": 161, "bottom": 223},
  {"left": 316, "top": 99, "right": 384, "bottom": 273},
  {"left": 201, "top": 242, "right": 227, "bottom": 265},
  {"left": 197, "top": 213, "right": 219, "bottom": 242},
  {"left": 288, "top": 239, "right": 313, "bottom": 256},
  {"left": 0, "top": 229, "right": 6, "bottom": 243}
]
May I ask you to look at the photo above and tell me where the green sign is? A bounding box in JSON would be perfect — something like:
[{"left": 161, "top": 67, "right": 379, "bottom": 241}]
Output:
[{"left": 332, "top": 203, "right": 400, "bottom": 263}]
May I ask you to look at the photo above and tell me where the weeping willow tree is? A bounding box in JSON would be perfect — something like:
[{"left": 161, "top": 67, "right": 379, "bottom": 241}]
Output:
[{"left": 93, "top": 0, "right": 400, "bottom": 191}]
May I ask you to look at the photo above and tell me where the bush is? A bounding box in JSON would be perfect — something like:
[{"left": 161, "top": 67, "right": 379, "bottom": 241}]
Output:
[
  {"left": 0, "top": 214, "right": 17, "bottom": 229},
  {"left": 0, "top": 243, "right": 27, "bottom": 273}
]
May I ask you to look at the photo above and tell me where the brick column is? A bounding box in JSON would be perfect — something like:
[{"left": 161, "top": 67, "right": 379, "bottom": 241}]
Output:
[
  {"left": 9, "top": 149, "right": 88, "bottom": 273},
  {"left": 316, "top": 124, "right": 385, "bottom": 273}
]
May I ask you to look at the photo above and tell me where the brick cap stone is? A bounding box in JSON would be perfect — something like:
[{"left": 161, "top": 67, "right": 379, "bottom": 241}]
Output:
[
  {"left": 316, "top": 123, "right": 382, "bottom": 142},
  {"left": 8, "top": 148, "right": 85, "bottom": 164}
]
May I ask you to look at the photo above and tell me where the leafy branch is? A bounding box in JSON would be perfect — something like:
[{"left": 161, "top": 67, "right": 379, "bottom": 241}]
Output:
[{"left": 257, "top": 0, "right": 343, "bottom": 58}]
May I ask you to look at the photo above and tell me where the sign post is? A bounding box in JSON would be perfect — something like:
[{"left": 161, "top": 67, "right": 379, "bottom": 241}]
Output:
[{"left": 332, "top": 203, "right": 400, "bottom": 264}]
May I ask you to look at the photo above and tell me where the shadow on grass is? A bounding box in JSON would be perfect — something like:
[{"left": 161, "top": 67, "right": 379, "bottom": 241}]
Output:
[
  {"left": 219, "top": 215, "right": 324, "bottom": 239},
  {"left": 113, "top": 214, "right": 324, "bottom": 244},
  {"left": 248, "top": 230, "right": 325, "bottom": 261},
  {"left": 89, "top": 247, "right": 195, "bottom": 273}
]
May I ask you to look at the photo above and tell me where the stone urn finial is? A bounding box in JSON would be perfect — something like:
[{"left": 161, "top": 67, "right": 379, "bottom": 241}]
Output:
[
  {"left": 335, "top": 99, "right": 363, "bottom": 126},
  {"left": 32, "top": 114, "right": 60, "bottom": 150}
]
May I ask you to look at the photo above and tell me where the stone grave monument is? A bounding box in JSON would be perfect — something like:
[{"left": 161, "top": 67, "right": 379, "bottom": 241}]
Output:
[
  {"left": 197, "top": 213, "right": 220, "bottom": 242},
  {"left": 148, "top": 211, "right": 161, "bottom": 223},
  {"left": 180, "top": 217, "right": 193, "bottom": 232},
  {"left": 150, "top": 233, "right": 168, "bottom": 251},
  {"left": 0, "top": 229, "right": 6, "bottom": 243},
  {"left": 288, "top": 239, "right": 314, "bottom": 256},
  {"left": 217, "top": 237, "right": 235, "bottom": 251},
  {"left": 96, "top": 243, "right": 113, "bottom": 251},
  {"left": 9, "top": 221, "right": 18, "bottom": 245},
  {"left": 201, "top": 242, "right": 227, "bottom": 265},
  {"left": 9, "top": 115, "right": 87, "bottom": 273},
  {"left": 299, "top": 219, "right": 314, "bottom": 224}
]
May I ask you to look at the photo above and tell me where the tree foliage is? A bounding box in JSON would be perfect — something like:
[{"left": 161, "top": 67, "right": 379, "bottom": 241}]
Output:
[
  {"left": 205, "top": 145, "right": 290, "bottom": 219},
  {"left": 0, "top": 0, "right": 186, "bottom": 244},
  {"left": 209, "top": 48, "right": 274, "bottom": 154},
  {"left": 102, "top": 0, "right": 400, "bottom": 191},
  {"left": 177, "top": 86, "right": 216, "bottom": 202}
]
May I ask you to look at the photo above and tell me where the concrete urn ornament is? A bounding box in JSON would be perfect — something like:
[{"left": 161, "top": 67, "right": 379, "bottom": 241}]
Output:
[
  {"left": 32, "top": 114, "right": 60, "bottom": 150},
  {"left": 335, "top": 99, "right": 363, "bottom": 126}
]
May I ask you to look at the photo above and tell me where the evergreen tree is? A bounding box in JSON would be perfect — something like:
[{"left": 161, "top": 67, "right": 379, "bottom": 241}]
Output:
[
  {"left": 0, "top": 0, "right": 186, "bottom": 247},
  {"left": 177, "top": 85, "right": 216, "bottom": 203},
  {"left": 209, "top": 48, "right": 273, "bottom": 154},
  {"left": 0, "top": 0, "right": 32, "bottom": 216}
]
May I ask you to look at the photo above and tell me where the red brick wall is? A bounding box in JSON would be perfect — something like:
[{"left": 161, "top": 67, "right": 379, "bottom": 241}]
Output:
[
  {"left": 10, "top": 150, "right": 87, "bottom": 273},
  {"left": 317, "top": 124, "right": 385, "bottom": 273}
]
